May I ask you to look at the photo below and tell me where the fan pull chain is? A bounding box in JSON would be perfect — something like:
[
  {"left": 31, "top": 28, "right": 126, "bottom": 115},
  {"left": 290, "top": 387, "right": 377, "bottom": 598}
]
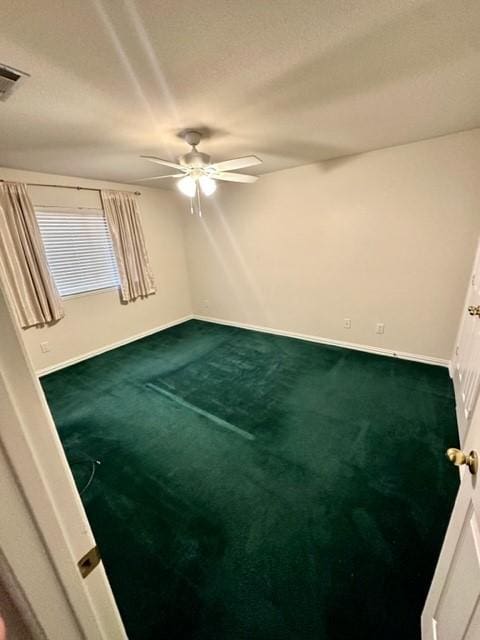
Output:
[{"left": 197, "top": 185, "right": 202, "bottom": 217}]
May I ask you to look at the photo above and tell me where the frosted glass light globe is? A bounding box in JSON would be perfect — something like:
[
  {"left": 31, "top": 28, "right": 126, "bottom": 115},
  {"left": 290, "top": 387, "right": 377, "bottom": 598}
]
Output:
[
  {"left": 199, "top": 176, "right": 217, "bottom": 196},
  {"left": 177, "top": 176, "right": 196, "bottom": 197}
]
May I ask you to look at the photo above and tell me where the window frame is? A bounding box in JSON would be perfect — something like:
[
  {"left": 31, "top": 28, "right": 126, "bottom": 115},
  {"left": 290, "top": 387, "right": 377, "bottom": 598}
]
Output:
[{"left": 35, "top": 206, "right": 120, "bottom": 300}]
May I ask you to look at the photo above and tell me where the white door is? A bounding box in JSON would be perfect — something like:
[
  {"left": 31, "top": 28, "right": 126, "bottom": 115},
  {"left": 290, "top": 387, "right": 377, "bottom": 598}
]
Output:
[
  {"left": 452, "top": 239, "right": 480, "bottom": 444},
  {"left": 422, "top": 249, "right": 480, "bottom": 639},
  {"left": 0, "top": 282, "right": 127, "bottom": 639}
]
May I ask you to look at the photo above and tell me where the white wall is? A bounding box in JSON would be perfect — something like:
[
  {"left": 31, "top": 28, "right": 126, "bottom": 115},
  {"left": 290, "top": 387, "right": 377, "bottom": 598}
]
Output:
[
  {"left": 3, "top": 129, "right": 479, "bottom": 369},
  {"left": 0, "top": 167, "right": 192, "bottom": 372},
  {"left": 184, "top": 129, "right": 480, "bottom": 361}
]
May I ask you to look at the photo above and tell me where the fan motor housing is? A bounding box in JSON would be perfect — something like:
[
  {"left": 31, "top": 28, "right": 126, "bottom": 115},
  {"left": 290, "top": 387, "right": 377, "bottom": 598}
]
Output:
[{"left": 180, "top": 150, "right": 210, "bottom": 168}]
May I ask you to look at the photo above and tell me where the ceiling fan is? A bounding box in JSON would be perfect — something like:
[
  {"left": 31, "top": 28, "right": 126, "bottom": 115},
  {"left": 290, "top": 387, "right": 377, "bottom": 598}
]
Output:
[{"left": 139, "top": 130, "right": 262, "bottom": 215}]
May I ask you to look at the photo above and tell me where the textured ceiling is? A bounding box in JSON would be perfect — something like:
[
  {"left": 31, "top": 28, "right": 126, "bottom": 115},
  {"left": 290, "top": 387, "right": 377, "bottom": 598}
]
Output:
[{"left": 1, "top": 0, "right": 480, "bottom": 187}]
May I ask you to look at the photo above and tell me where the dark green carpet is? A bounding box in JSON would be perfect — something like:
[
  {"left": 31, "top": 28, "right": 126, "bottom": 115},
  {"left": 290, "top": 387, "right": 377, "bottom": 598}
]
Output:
[{"left": 41, "top": 320, "right": 459, "bottom": 640}]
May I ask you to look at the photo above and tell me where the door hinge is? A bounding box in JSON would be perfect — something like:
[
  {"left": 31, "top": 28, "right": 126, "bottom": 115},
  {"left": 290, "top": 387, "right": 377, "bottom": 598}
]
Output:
[
  {"left": 455, "top": 345, "right": 459, "bottom": 356},
  {"left": 472, "top": 274, "right": 476, "bottom": 287},
  {"left": 78, "top": 545, "right": 101, "bottom": 579}
]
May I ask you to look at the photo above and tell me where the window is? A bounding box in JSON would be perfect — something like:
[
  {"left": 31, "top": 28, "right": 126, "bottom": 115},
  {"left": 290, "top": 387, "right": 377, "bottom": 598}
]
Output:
[{"left": 36, "top": 208, "right": 120, "bottom": 297}]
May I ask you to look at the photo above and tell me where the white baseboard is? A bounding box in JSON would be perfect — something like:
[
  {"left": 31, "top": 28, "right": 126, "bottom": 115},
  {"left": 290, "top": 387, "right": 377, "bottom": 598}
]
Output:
[
  {"left": 36, "top": 314, "right": 194, "bottom": 376},
  {"left": 194, "top": 315, "right": 450, "bottom": 368},
  {"left": 36, "top": 312, "right": 450, "bottom": 376}
]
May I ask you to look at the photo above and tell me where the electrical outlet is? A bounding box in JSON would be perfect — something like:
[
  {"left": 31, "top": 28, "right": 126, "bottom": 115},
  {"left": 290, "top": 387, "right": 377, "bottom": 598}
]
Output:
[
  {"left": 376, "top": 323, "right": 385, "bottom": 335},
  {"left": 40, "top": 341, "right": 50, "bottom": 353},
  {"left": 344, "top": 318, "right": 351, "bottom": 329},
  {"left": 203, "top": 299, "right": 210, "bottom": 310}
]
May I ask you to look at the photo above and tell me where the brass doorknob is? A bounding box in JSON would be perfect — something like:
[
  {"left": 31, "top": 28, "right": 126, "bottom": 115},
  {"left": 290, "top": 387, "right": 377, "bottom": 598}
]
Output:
[
  {"left": 446, "top": 448, "right": 478, "bottom": 475},
  {"left": 468, "top": 305, "right": 480, "bottom": 316}
]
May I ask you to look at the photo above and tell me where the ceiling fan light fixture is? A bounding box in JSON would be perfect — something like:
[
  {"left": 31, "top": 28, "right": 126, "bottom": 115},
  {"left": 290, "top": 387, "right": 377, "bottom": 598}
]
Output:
[
  {"left": 199, "top": 176, "right": 216, "bottom": 196},
  {"left": 141, "top": 132, "right": 262, "bottom": 214},
  {"left": 177, "top": 175, "right": 196, "bottom": 197}
]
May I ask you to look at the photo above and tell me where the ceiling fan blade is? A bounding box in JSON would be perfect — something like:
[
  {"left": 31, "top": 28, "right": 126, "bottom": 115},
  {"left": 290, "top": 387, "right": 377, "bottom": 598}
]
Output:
[
  {"left": 213, "top": 172, "right": 258, "bottom": 183},
  {"left": 140, "top": 155, "right": 184, "bottom": 170},
  {"left": 136, "top": 173, "right": 185, "bottom": 181},
  {"left": 209, "top": 156, "right": 262, "bottom": 172}
]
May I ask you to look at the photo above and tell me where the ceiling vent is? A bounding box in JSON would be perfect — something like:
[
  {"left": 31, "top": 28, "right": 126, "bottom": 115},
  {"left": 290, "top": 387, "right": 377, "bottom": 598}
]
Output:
[{"left": 0, "top": 64, "right": 30, "bottom": 101}]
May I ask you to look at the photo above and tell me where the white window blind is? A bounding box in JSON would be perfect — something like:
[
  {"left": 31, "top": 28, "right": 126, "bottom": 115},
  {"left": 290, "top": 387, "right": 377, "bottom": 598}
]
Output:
[{"left": 36, "top": 208, "right": 120, "bottom": 297}]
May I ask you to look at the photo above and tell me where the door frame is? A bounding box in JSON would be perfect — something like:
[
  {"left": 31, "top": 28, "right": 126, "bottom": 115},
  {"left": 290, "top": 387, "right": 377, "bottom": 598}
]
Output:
[{"left": 0, "top": 282, "right": 126, "bottom": 639}]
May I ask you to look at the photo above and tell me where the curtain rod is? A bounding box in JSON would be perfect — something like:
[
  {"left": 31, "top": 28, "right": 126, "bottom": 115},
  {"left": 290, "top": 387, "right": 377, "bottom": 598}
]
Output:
[{"left": 0, "top": 179, "right": 141, "bottom": 196}]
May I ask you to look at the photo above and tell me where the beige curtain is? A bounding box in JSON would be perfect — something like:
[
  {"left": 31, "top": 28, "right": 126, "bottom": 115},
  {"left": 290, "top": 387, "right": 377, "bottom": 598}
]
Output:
[
  {"left": 0, "top": 182, "right": 64, "bottom": 328},
  {"left": 101, "top": 190, "right": 155, "bottom": 303}
]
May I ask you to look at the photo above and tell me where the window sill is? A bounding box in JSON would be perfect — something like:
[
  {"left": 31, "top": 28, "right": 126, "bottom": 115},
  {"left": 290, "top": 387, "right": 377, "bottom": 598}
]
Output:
[{"left": 61, "top": 286, "right": 119, "bottom": 301}]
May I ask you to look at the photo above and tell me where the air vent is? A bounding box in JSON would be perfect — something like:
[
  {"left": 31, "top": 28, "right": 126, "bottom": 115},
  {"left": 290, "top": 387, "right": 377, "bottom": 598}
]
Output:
[{"left": 0, "top": 63, "right": 30, "bottom": 102}]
